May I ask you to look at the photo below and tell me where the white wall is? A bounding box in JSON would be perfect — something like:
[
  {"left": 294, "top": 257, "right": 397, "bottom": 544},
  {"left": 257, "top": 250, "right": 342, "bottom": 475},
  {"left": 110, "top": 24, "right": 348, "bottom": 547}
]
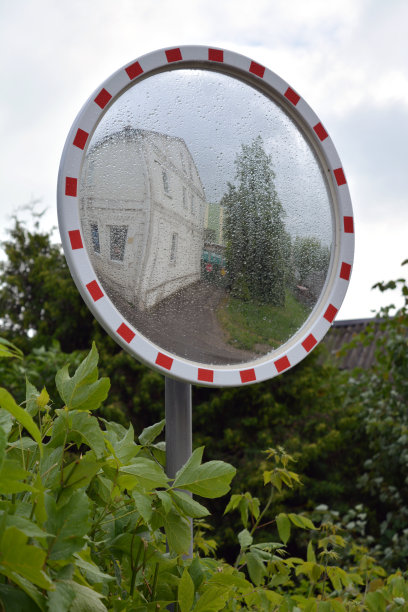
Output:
[{"left": 79, "top": 128, "right": 206, "bottom": 310}]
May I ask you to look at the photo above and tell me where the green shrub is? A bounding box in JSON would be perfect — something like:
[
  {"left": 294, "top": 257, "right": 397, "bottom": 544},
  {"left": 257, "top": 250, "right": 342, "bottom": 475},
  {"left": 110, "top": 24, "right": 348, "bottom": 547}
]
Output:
[{"left": 1, "top": 340, "right": 408, "bottom": 611}]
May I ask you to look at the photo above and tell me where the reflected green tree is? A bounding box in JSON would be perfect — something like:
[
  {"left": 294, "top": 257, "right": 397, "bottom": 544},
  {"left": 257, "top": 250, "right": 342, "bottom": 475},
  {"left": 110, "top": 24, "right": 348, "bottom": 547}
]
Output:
[
  {"left": 292, "top": 236, "right": 330, "bottom": 303},
  {"left": 293, "top": 237, "right": 330, "bottom": 285},
  {"left": 222, "top": 136, "right": 287, "bottom": 306}
]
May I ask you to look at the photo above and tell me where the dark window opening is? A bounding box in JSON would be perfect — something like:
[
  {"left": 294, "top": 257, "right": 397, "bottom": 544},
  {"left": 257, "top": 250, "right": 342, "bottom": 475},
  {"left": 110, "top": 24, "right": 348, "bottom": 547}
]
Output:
[
  {"left": 110, "top": 225, "right": 128, "bottom": 261},
  {"left": 90, "top": 223, "right": 100, "bottom": 253}
]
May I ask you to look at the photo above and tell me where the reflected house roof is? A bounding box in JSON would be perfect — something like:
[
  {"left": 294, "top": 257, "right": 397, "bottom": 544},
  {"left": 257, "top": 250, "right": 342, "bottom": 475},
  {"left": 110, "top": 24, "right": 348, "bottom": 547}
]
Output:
[
  {"left": 83, "top": 126, "right": 206, "bottom": 205},
  {"left": 89, "top": 126, "right": 204, "bottom": 189},
  {"left": 323, "top": 318, "right": 386, "bottom": 370}
]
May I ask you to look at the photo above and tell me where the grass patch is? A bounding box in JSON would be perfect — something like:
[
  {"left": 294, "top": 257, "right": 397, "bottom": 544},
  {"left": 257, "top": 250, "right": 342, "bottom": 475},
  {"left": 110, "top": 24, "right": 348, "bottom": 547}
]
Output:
[{"left": 217, "top": 290, "right": 310, "bottom": 352}]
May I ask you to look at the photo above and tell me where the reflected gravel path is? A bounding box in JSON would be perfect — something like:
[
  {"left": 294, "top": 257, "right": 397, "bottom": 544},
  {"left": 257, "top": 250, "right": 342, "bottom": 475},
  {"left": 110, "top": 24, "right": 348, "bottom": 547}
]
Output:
[{"left": 105, "top": 280, "right": 257, "bottom": 366}]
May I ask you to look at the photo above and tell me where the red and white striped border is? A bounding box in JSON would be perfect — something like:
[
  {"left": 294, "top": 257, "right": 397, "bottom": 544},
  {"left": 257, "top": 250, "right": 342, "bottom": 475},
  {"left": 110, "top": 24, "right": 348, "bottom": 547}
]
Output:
[{"left": 57, "top": 46, "right": 354, "bottom": 387}]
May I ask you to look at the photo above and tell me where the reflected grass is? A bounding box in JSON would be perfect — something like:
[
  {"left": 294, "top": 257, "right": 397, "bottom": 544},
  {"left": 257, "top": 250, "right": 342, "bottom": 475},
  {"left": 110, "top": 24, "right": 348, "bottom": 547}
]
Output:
[{"left": 217, "top": 290, "right": 310, "bottom": 352}]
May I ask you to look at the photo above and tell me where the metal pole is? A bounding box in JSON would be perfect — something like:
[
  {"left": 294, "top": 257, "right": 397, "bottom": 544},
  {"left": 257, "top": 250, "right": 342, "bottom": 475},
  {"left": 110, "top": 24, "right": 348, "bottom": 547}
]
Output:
[{"left": 165, "top": 377, "right": 193, "bottom": 557}]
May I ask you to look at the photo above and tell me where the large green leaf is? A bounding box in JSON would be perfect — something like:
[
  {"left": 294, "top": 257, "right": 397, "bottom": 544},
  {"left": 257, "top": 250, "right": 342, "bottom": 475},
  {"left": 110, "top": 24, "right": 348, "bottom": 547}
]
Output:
[
  {"left": 0, "top": 409, "right": 13, "bottom": 437},
  {"left": 157, "top": 490, "right": 172, "bottom": 514},
  {"left": 173, "top": 448, "right": 236, "bottom": 498},
  {"left": 105, "top": 422, "right": 139, "bottom": 464},
  {"left": 58, "top": 455, "right": 101, "bottom": 504},
  {"left": 0, "top": 583, "right": 42, "bottom": 612},
  {"left": 173, "top": 447, "right": 204, "bottom": 483},
  {"left": 45, "top": 490, "right": 91, "bottom": 560},
  {"left": 68, "top": 411, "right": 106, "bottom": 458},
  {"left": 73, "top": 551, "right": 115, "bottom": 585},
  {"left": 40, "top": 445, "right": 64, "bottom": 489},
  {"left": 3, "top": 514, "right": 52, "bottom": 539},
  {"left": 0, "top": 425, "right": 6, "bottom": 472},
  {"left": 207, "top": 572, "right": 251, "bottom": 591},
  {"left": 139, "top": 419, "right": 165, "bottom": 446},
  {"left": 365, "top": 591, "right": 388, "bottom": 612},
  {"left": 0, "top": 527, "right": 53, "bottom": 590},
  {"left": 4, "top": 572, "right": 46, "bottom": 612},
  {"left": 7, "top": 437, "right": 37, "bottom": 453},
  {"left": 188, "top": 557, "right": 205, "bottom": 592},
  {"left": 47, "top": 580, "right": 76, "bottom": 612},
  {"left": 32, "top": 472, "right": 47, "bottom": 527},
  {"left": 132, "top": 490, "right": 153, "bottom": 523},
  {"left": 26, "top": 380, "right": 50, "bottom": 418},
  {"left": 48, "top": 410, "right": 105, "bottom": 459},
  {"left": 170, "top": 490, "right": 210, "bottom": 518},
  {"left": 238, "top": 528, "right": 253, "bottom": 549},
  {"left": 288, "top": 513, "right": 316, "bottom": 530},
  {"left": 245, "top": 588, "right": 283, "bottom": 610},
  {"left": 307, "top": 541, "right": 316, "bottom": 563},
  {"left": 25, "top": 379, "right": 41, "bottom": 417},
  {"left": 59, "top": 581, "right": 108, "bottom": 612},
  {"left": 276, "top": 513, "right": 291, "bottom": 544},
  {"left": 0, "top": 459, "right": 37, "bottom": 494},
  {"left": 0, "top": 388, "right": 42, "bottom": 456},
  {"left": 329, "top": 601, "right": 348, "bottom": 612},
  {"left": 178, "top": 567, "right": 195, "bottom": 612},
  {"left": 55, "top": 343, "right": 110, "bottom": 411},
  {"left": 295, "top": 561, "right": 324, "bottom": 583},
  {"left": 110, "top": 533, "right": 150, "bottom": 561},
  {"left": 0, "top": 338, "right": 23, "bottom": 361},
  {"left": 193, "top": 586, "right": 230, "bottom": 612},
  {"left": 245, "top": 551, "right": 266, "bottom": 586},
  {"left": 163, "top": 509, "right": 192, "bottom": 555},
  {"left": 119, "top": 458, "right": 169, "bottom": 490}
]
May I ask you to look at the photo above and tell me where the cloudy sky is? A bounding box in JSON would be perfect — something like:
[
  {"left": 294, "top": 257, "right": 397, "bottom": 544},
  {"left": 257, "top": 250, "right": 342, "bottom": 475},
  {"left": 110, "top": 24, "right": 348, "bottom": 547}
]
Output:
[
  {"left": 92, "top": 69, "right": 333, "bottom": 244},
  {"left": 1, "top": 0, "right": 407, "bottom": 320}
]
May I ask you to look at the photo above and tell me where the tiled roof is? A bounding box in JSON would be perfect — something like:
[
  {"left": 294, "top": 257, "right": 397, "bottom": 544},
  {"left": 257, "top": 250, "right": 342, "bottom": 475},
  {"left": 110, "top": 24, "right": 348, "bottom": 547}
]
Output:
[{"left": 323, "top": 318, "right": 384, "bottom": 370}]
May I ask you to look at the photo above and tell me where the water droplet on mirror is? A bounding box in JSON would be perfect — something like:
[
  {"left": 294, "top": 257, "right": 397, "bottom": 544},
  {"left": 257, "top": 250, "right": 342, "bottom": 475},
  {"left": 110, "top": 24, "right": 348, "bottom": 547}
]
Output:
[{"left": 79, "top": 68, "right": 333, "bottom": 366}]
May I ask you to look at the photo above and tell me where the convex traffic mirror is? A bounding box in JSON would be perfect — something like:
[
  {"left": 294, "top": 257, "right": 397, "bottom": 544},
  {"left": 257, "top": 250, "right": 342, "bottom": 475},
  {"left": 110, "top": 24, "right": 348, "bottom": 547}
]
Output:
[{"left": 58, "top": 46, "right": 354, "bottom": 386}]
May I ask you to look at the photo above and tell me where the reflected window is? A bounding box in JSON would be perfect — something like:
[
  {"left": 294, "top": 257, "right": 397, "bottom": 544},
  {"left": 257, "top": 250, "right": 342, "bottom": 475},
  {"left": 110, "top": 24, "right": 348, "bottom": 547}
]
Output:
[
  {"left": 110, "top": 225, "right": 128, "bottom": 262},
  {"left": 162, "top": 169, "right": 169, "bottom": 194},
  {"left": 180, "top": 152, "right": 186, "bottom": 174},
  {"left": 170, "top": 232, "right": 178, "bottom": 264},
  {"left": 87, "top": 158, "right": 95, "bottom": 185},
  {"left": 182, "top": 186, "right": 187, "bottom": 209},
  {"left": 90, "top": 222, "right": 100, "bottom": 253}
]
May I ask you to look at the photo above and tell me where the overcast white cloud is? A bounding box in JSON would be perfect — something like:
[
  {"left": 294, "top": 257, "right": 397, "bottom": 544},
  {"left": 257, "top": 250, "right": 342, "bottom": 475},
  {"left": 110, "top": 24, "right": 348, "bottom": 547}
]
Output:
[{"left": 1, "top": 0, "right": 407, "bottom": 320}]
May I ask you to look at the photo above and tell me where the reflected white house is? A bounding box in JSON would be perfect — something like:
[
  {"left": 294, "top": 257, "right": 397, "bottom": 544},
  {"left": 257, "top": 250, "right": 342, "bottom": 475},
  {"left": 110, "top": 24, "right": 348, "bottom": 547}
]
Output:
[{"left": 79, "top": 127, "right": 206, "bottom": 310}]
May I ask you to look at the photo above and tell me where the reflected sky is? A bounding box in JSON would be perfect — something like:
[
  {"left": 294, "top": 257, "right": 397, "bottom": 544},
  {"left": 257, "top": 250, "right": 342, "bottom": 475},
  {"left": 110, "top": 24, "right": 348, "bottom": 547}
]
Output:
[{"left": 92, "top": 69, "right": 333, "bottom": 246}]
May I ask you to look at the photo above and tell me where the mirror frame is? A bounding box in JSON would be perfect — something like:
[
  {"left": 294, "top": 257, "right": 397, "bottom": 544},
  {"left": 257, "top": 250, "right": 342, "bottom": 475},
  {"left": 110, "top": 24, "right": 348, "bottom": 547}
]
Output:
[{"left": 57, "top": 45, "right": 354, "bottom": 386}]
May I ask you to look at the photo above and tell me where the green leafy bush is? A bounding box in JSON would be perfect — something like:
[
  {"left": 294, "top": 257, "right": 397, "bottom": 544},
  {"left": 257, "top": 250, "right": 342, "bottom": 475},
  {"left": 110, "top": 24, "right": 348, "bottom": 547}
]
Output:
[
  {"left": 1, "top": 341, "right": 408, "bottom": 611},
  {"left": 339, "top": 262, "right": 408, "bottom": 569},
  {"left": 0, "top": 342, "right": 237, "bottom": 610}
]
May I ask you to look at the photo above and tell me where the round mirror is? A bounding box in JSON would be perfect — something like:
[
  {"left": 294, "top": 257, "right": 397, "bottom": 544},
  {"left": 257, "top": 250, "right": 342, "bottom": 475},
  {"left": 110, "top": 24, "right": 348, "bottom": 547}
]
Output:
[{"left": 58, "top": 47, "right": 354, "bottom": 386}]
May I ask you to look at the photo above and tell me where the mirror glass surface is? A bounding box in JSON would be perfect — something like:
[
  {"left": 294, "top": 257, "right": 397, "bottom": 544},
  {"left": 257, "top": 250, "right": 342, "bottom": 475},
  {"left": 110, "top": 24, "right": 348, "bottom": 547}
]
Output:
[{"left": 79, "top": 69, "right": 333, "bottom": 365}]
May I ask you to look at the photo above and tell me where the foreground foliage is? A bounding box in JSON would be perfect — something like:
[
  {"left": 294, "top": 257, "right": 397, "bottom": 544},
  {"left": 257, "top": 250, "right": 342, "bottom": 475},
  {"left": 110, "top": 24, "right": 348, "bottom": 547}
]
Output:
[
  {"left": 1, "top": 343, "right": 408, "bottom": 611},
  {"left": 340, "top": 262, "right": 408, "bottom": 569},
  {"left": 2, "top": 212, "right": 408, "bottom": 579}
]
